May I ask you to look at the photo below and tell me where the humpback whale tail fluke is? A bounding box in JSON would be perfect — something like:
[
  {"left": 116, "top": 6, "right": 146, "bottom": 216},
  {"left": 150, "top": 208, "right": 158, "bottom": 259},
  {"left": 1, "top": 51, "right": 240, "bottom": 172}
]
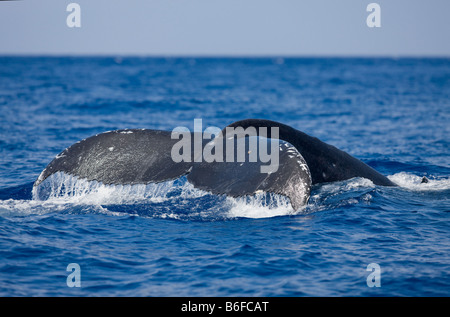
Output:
[
  {"left": 33, "top": 126, "right": 312, "bottom": 210},
  {"left": 33, "top": 119, "right": 395, "bottom": 211}
]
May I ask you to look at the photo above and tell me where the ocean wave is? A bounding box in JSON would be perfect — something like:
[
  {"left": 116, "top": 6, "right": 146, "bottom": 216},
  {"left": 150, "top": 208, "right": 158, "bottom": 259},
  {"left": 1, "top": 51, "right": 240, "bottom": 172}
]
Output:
[
  {"left": 19, "top": 172, "right": 296, "bottom": 219},
  {"left": 388, "top": 172, "right": 450, "bottom": 191},
  {"left": 3, "top": 171, "right": 448, "bottom": 220}
]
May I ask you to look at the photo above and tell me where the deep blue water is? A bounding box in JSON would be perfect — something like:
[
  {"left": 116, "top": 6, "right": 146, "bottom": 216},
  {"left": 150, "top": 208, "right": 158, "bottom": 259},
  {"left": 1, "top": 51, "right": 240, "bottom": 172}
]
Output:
[{"left": 0, "top": 57, "right": 449, "bottom": 296}]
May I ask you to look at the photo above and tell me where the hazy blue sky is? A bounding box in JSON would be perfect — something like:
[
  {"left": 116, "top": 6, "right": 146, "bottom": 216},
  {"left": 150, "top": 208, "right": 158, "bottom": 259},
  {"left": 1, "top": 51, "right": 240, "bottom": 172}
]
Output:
[{"left": 1, "top": 0, "right": 449, "bottom": 56}]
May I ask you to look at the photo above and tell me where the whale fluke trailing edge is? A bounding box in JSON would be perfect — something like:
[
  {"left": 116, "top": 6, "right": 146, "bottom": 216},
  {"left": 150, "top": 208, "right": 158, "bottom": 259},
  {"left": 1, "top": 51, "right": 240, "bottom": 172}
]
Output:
[{"left": 33, "top": 119, "right": 395, "bottom": 210}]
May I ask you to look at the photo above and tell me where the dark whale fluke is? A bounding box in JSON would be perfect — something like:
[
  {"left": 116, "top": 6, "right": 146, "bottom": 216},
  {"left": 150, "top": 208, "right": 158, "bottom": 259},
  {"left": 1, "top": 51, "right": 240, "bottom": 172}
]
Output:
[
  {"left": 34, "top": 127, "right": 312, "bottom": 210},
  {"left": 33, "top": 119, "right": 395, "bottom": 211},
  {"left": 34, "top": 129, "right": 194, "bottom": 187},
  {"left": 225, "top": 119, "right": 397, "bottom": 187},
  {"left": 187, "top": 136, "right": 312, "bottom": 210}
]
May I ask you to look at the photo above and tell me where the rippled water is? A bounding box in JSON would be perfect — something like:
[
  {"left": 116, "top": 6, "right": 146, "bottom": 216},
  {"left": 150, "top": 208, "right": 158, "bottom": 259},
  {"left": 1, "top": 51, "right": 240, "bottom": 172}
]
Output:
[{"left": 0, "top": 57, "right": 449, "bottom": 296}]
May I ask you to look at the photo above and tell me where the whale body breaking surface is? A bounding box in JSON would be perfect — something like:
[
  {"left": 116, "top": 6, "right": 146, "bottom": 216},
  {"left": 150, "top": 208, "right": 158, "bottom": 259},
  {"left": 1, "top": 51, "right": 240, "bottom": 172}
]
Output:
[{"left": 33, "top": 119, "right": 396, "bottom": 210}]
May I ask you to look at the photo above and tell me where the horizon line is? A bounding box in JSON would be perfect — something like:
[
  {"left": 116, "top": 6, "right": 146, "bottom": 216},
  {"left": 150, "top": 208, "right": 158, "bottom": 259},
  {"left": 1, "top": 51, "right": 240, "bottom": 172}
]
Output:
[{"left": 1, "top": 53, "right": 450, "bottom": 59}]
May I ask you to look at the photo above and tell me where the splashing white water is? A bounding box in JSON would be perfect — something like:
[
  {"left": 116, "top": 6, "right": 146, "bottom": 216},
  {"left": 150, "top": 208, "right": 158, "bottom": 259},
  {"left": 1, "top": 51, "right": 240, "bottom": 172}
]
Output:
[
  {"left": 32, "top": 172, "right": 187, "bottom": 204},
  {"left": 11, "top": 171, "right": 446, "bottom": 220},
  {"left": 0, "top": 196, "right": 119, "bottom": 218},
  {"left": 226, "top": 192, "right": 296, "bottom": 219},
  {"left": 315, "top": 177, "right": 375, "bottom": 195},
  {"left": 388, "top": 172, "right": 450, "bottom": 191},
  {"left": 26, "top": 172, "right": 298, "bottom": 219}
]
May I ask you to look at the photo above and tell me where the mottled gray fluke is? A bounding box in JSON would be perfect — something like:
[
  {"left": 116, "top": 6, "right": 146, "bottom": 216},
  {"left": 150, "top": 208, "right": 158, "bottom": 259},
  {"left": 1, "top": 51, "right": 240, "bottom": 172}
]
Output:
[{"left": 34, "top": 119, "right": 395, "bottom": 210}]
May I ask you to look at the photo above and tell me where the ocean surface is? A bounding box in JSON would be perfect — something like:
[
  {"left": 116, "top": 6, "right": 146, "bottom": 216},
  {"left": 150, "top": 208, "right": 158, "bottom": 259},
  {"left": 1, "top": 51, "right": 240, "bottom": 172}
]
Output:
[{"left": 0, "top": 57, "right": 449, "bottom": 297}]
